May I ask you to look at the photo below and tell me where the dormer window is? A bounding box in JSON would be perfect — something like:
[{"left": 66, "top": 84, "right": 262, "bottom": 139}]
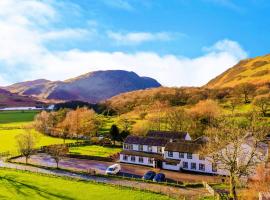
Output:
[
  {"left": 139, "top": 145, "right": 143, "bottom": 151},
  {"left": 148, "top": 146, "right": 152, "bottom": 152}
]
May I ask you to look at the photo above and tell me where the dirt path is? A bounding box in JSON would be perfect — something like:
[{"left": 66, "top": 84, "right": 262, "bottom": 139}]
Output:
[{"left": 1, "top": 159, "right": 210, "bottom": 199}]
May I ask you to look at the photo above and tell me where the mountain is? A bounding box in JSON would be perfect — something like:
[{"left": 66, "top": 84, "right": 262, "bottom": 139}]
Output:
[
  {"left": 0, "top": 88, "right": 41, "bottom": 108},
  {"left": 5, "top": 79, "right": 51, "bottom": 94},
  {"left": 206, "top": 54, "right": 270, "bottom": 88},
  {"left": 4, "top": 70, "right": 161, "bottom": 103}
]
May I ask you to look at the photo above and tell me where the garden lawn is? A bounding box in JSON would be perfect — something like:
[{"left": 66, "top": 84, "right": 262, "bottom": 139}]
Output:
[
  {"left": 69, "top": 145, "right": 121, "bottom": 157},
  {"left": 0, "top": 168, "right": 172, "bottom": 200}
]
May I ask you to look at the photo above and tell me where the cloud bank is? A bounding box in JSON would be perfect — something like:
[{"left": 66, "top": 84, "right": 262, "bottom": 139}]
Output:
[{"left": 0, "top": 0, "right": 248, "bottom": 87}]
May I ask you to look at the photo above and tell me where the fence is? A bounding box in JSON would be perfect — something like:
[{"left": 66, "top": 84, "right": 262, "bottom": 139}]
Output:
[{"left": 202, "top": 182, "right": 229, "bottom": 200}]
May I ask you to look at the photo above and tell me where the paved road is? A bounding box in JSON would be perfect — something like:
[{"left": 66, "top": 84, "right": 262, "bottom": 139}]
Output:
[
  {"left": 14, "top": 153, "right": 222, "bottom": 183},
  {"left": 1, "top": 159, "right": 209, "bottom": 199}
]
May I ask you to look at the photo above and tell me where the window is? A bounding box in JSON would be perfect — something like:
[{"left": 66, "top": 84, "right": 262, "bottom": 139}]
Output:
[
  {"left": 183, "top": 162, "right": 188, "bottom": 169},
  {"left": 212, "top": 163, "right": 217, "bottom": 172},
  {"left": 199, "top": 163, "right": 205, "bottom": 171},
  {"left": 187, "top": 153, "right": 193, "bottom": 159},
  {"left": 148, "top": 158, "right": 154, "bottom": 164},
  {"left": 148, "top": 146, "right": 152, "bottom": 152},
  {"left": 191, "top": 163, "right": 196, "bottom": 170},
  {"left": 168, "top": 151, "right": 173, "bottom": 157},
  {"left": 157, "top": 146, "right": 162, "bottom": 153},
  {"left": 123, "top": 155, "right": 128, "bottom": 161},
  {"left": 139, "top": 157, "right": 144, "bottom": 163},
  {"left": 131, "top": 156, "right": 136, "bottom": 162},
  {"left": 124, "top": 144, "right": 128, "bottom": 149},
  {"left": 126, "top": 144, "right": 133, "bottom": 150},
  {"left": 179, "top": 152, "right": 185, "bottom": 158},
  {"left": 199, "top": 154, "right": 205, "bottom": 160},
  {"left": 138, "top": 145, "right": 143, "bottom": 151}
]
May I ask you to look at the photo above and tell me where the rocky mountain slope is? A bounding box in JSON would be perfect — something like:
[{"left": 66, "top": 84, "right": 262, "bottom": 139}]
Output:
[
  {"left": 206, "top": 54, "right": 270, "bottom": 88},
  {"left": 4, "top": 70, "right": 161, "bottom": 103},
  {"left": 0, "top": 88, "right": 41, "bottom": 108}
]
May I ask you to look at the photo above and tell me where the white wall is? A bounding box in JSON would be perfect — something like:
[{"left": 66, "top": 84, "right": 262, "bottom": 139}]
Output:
[
  {"left": 163, "top": 150, "right": 228, "bottom": 175},
  {"left": 119, "top": 154, "right": 155, "bottom": 167},
  {"left": 162, "top": 162, "right": 181, "bottom": 171},
  {"left": 123, "top": 143, "right": 164, "bottom": 154}
]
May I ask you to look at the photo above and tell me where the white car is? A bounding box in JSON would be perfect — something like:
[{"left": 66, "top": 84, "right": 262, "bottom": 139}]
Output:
[{"left": 105, "top": 164, "right": 121, "bottom": 175}]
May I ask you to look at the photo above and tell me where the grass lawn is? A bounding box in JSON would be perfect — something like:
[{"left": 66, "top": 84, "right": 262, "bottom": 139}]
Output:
[
  {"left": 69, "top": 145, "right": 122, "bottom": 157},
  {"left": 0, "top": 168, "right": 172, "bottom": 200},
  {"left": 0, "top": 111, "right": 76, "bottom": 155}
]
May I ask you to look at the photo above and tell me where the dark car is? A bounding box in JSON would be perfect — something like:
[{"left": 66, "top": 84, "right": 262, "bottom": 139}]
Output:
[
  {"left": 142, "top": 171, "right": 156, "bottom": 180},
  {"left": 153, "top": 173, "right": 165, "bottom": 182}
]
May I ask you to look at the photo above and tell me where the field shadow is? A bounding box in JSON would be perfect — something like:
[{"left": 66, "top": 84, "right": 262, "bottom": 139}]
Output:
[{"left": 0, "top": 175, "right": 75, "bottom": 200}]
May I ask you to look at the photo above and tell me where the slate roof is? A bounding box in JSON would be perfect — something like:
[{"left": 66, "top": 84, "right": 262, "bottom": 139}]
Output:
[
  {"left": 146, "top": 130, "right": 188, "bottom": 140},
  {"left": 165, "top": 141, "right": 205, "bottom": 153},
  {"left": 124, "top": 135, "right": 169, "bottom": 146}
]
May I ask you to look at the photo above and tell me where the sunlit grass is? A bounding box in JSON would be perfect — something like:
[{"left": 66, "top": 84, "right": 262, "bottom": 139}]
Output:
[{"left": 0, "top": 168, "right": 172, "bottom": 200}]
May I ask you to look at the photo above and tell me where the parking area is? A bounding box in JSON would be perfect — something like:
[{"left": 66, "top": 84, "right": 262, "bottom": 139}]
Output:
[{"left": 13, "top": 153, "right": 224, "bottom": 183}]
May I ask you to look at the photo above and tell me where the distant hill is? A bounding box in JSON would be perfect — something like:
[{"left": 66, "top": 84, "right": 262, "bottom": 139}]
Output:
[
  {"left": 206, "top": 54, "right": 270, "bottom": 88},
  {"left": 4, "top": 70, "right": 161, "bottom": 103},
  {"left": 0, "top": 88, "right": 41, "bottom": 108}
]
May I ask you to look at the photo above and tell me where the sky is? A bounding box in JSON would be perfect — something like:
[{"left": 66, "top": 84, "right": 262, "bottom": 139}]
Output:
[{"left": 0, "top": 0, "right": 269, "bottom": 87}]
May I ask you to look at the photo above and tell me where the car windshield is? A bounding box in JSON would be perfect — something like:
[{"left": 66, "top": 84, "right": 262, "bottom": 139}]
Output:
[{"left": 108, "top": 167, "right": 116, "bottom": 171}]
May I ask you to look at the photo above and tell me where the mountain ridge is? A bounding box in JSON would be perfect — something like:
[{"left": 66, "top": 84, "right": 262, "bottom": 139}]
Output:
[{"left": 4, "top": 70, "right": 161, "bottom": 103}]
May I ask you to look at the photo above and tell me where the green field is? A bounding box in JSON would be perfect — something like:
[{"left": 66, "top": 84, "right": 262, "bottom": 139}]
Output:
[
  {"left": 0, "top": 110, "right": 38, "bottom": 123},
  {"left": 0, "top": 168, "right": 171, "bottom": 200},
  {"left": 69, "top": 145, "right": 122, "bottom": 157},
  {"left": 0, "top": 111, "right": 76, "bottom": 155}
]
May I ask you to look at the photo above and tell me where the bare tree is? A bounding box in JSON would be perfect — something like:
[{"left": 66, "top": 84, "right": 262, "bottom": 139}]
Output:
[
  {"left": 229, "top": 98, "right": 241, "bottom": 114},
  {"left": 253, "top": 95, "right": 270, "bottom": 117},
  {"left": 46, "top": 144, "right": 69, "bottom": 168},
  {"left": 16, "top": 128, "right": 38, "bottom": 164},
  {"left": 235, "top": 83, "right": 256, "bottom": 104},
  {"left": 202, "top": 115, "right": 269, "bottom": 199}
]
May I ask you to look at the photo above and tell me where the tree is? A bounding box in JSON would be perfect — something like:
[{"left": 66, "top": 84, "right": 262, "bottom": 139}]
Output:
[
  {"left": 202, "top": 116, "right": 269, "bottom": 199},
  {"left": 165, "top": 107, "right": 190, "bottom": 132},
  {"left": 120, "top": 130, "right": 129, "bottom": 142},
  {"left": 253, "top": 95, "right": 270, "bottom": 117},
  {"left": 132, "top": 120, "right": 150, "bottom": 136},
  {"left": 229, "top": 98, "right": 241, "bottom": 114},
  {"left": 109, "top": 125, "right": 120, "bottom": 146},
  {"left": 57, "top": 120, "right": 70, "bottom": 144},
  {"left": 16, "top": 128, "right": 37, "bottom": 164},
  {"left": 235, "top": 83, "right": 256, "bottom": 104},
  {"left": 33, "top": 111, "right": 50, "bottom": 134},
  {"left": 117, "top": 116, "right": 134, "bottom": 132},
  {"left": 46, "top": 144, "right": 69, "bottom": 168}
]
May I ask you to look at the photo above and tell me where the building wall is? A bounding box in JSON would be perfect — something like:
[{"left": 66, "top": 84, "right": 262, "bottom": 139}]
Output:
[
  {"left": 163, "top": 150, "right": 228, "bottom": 175},
  {"left": 162, "top": 162, "right": 181, "bottom": 171},
  {"left": 119, "top": 154, "right": 155, "bottom": 167},
  {"left": 123, "top": 143, "right": 164, "bottom": 154}
]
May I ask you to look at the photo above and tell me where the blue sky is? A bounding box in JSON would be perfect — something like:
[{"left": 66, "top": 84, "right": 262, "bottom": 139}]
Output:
[{"left": 0, "top": 0, "right": 269, "bottom": 86}]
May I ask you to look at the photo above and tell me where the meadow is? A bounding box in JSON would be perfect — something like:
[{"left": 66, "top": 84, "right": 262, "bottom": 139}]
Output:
[
  {"left": 0, "top": 168, "right": 172, "bottom": 200},
  {"left": 0, "top": 111, "right": 76, "bottom": 155}
]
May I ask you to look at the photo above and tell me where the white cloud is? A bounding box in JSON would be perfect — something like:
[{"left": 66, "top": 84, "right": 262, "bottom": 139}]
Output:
[
  {"left": 26, "top": 42, "right": 246, "bottom": 87},
  {"left": 107, "top": 31, "right": 174, "bottom": 45},
  {"left": 0, "top": 0, "right": 248, "bottom": 87}
]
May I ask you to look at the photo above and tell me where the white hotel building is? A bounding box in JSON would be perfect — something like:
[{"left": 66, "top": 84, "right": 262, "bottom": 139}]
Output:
[{"left": 120, "top": 131, "right": 268, "bottom": 176}]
